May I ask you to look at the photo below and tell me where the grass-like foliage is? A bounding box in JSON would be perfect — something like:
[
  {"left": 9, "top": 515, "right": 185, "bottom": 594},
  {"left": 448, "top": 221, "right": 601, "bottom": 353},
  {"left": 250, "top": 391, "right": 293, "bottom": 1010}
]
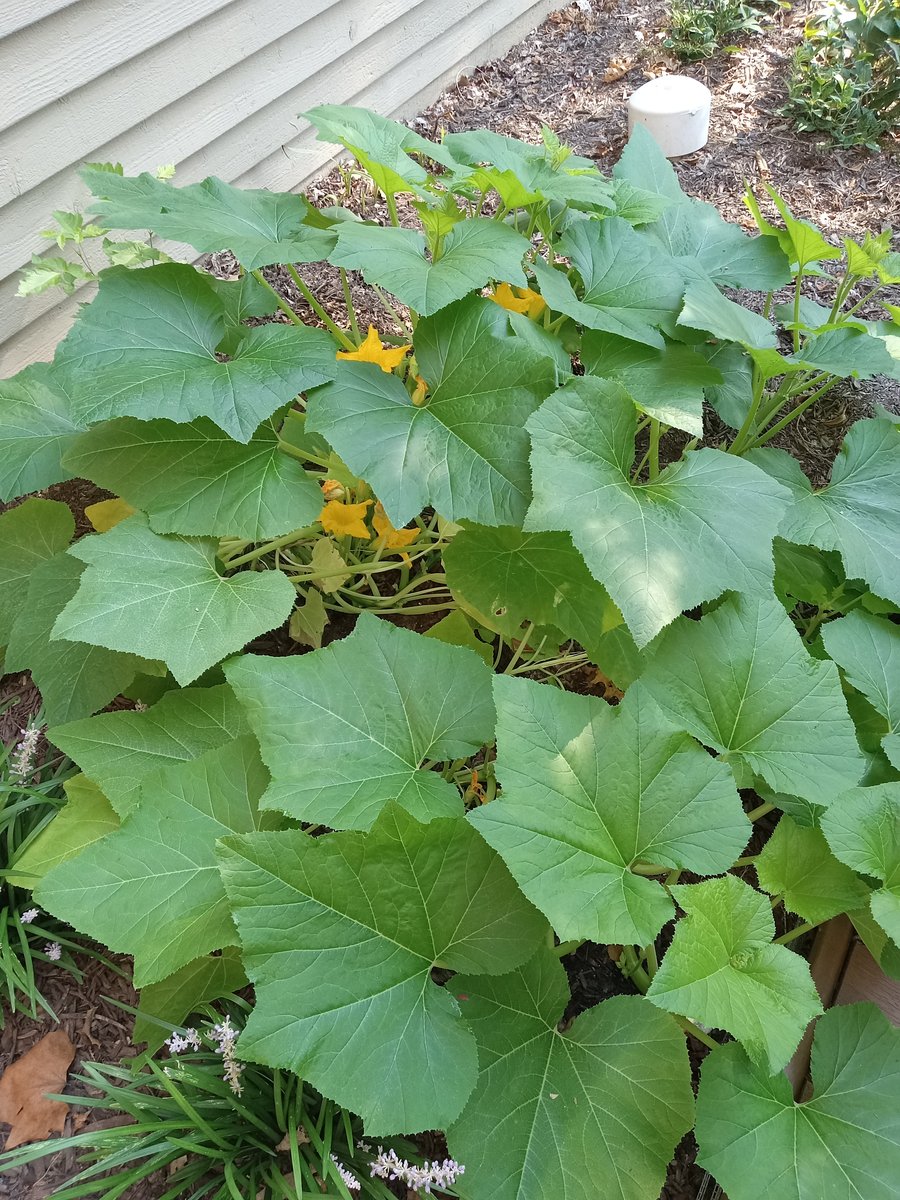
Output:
[
  {"left": 0, "top": 107, "right": 899, "bottom": 1198},
  {"left": 0, "top": 1002, "right": 446, "bottom": 1200},
  {"left": 0, "top": 717, "right": 117, "bottom": 1023},
  {"left": 785, "top": 0, "right": 900, "bottom": 149},
  {"left": 663, "top": 0, "right": 771, "bottom": 59}
]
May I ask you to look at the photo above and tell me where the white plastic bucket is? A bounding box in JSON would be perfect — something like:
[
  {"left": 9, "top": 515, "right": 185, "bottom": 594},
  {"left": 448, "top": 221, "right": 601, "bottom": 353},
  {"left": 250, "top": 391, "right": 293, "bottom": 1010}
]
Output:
[{"left": 627, "top": 75, "right": 712, "bottom": 157}]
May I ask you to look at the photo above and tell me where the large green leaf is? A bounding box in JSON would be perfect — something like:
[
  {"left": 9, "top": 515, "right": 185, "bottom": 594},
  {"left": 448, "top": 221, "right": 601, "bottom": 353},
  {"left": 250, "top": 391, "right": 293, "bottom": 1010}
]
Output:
[
  {"left": 307, "top": 297, "right": 557, "bottom": 527},
  {"left": 581, "top": 330, "right": 722, "bottom": 438},
  {"left": 0, "top": 364, "right": 81, "bottom": 500},
  {"left": 447, "top": 947, "right": 693, "bottom": 1200},
  {"left": 54, "top": 264, "right": 337, "bottom": 442},
  {"left": 8, "top": 775, "right": 119, "bottom": 888},
  {"left": 443, "top": 524, "right": 641, "bottom": 685},
  {"left": 642, "top": 594, "right": 864, "bottom": 805},
  {"left": 745, "top": 183, "right": 842, "bottom": 271},
  {"left": 750, "top": 420, "right": 900, "bottom": 609},
  {"left": 525, "top": 377, "right": 790, "bottom": 646},
  {"left": 444, "top": 128, "right": 614, "bottom": 210},
  {"left": 471, "top": 676, "right": 747, "bottom": 946},
  {"left": 65, "top": 418, "right": 322, "bottom": 539},
  {"left": 328, "top": 219, "right": 531, "bottom": 316},
  {"left": 822, "top": 611, "right": 900, "bottom": 769},
  {"left": 217, "top": 804, "right": 546, "bottom": 1133},
  {"left": 696, "top": 1004, "right": 900, "bottom": 1200},
  {"left": 53, "top": 515, "right": 294, "bottom": 686},
  {"left": 83, "top": 168, "right": 335, "bottom": 268},
  {"left": 224, "top": 613, "right": 494, "bottom": 830},
  {"left": 305, "top": 105, "right": 458, "bottom": 195},
  {"left": 647, "top": 875, "right": 822, "bottom": 1072},
  {"left": 36, "top": 737, "right": 272, "bottom": 988},
  {"left": 531, "top": 217, "right": 683, "bottom": 348},
  {"left": 134, "top": 947, "right": 248, "bottom": 1052},
  {"left": 701, "top": 341, "right": 754, "bottom": 428},
  {"left": 790, "top": 326, "right": 896, "bottom": 378},
  {"left": 755, "top": 815, "right": 869, "bottom": 925},
  {"left": 5, "top": 553, "right": 143, "bottom": 724},
  {"left": 613, "top": 127, "right": 790, "bottom": 290},
  {"left": 50, "top": 683, "right": 248, "bottom": 818},
  {"left": 677, "top": 272, "right": 777, "bottom": 349},
  {"left": 0, "top": 498, "right": 73, "bottom": 641},
  {"left": 821, "top": 785, "right": 900, "bottom": 946}
]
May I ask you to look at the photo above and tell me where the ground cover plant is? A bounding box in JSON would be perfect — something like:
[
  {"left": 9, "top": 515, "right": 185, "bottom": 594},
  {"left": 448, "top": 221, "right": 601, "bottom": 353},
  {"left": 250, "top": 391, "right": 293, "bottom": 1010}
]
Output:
[
  {"left": 0, "top": 105, "right": 899, "bottom": 1197},
  {"left": 785, "top": 0, "right": 900, "bottom": 148},
  {"left": 663, "top": 0, "right": 772, "bottom": 60}
]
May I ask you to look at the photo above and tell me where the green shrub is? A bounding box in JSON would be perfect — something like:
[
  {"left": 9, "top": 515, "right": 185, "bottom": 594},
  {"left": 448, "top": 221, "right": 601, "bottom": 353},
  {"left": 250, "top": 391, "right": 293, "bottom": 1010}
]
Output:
[
  {"left": 785, "top": 0, "right": 900, "bottom": 147},
  {"left": 664, "top": 0, "right": 770, "bottom": 59}
]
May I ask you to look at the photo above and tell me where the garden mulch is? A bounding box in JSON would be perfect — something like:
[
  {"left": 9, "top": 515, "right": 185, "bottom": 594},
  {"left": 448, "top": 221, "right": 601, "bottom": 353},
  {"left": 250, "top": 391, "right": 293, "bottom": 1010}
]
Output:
[{"left": 3, "top": 2, "right": 900, "bottom": 1196}]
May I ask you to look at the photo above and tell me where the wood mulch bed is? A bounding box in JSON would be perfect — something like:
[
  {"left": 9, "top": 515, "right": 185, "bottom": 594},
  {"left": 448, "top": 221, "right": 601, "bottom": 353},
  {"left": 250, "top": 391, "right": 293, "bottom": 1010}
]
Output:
[{"left": 2, "top": 2, "right": 899, "bottom": 1197}]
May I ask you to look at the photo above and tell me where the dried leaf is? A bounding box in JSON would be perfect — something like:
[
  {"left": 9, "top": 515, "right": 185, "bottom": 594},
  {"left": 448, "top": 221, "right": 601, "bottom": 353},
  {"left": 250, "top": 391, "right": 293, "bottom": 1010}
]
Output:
[
  {"left": 289, "top": 588, "right": 329, "bottom": 648},
  {"left": 85, "top": 497, "right": 137, "bottom": 532},
  {"left": 275, "top": 1126, "right": 311, "bottom": 1152},
  {"left": 0, "top": 1031, "right": 75, "bottom": 1149},
  {"left": 318, "top": 499, "right": 373, "bottom": 540},
  {"left": 310, "top": 537, "right": 351, "bottom": 594},
  {"left": 603, "top": 57, "right": 634, "bottom": 83}
]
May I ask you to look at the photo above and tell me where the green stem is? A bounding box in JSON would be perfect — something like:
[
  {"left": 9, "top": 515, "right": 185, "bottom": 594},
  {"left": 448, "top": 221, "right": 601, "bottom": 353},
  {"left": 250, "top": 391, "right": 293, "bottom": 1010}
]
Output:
[
  {"left": 746, "top": 801, "right": 775, "bottom": 822},
  {"left": 223, "top": 525, "right": 319, "bottom": 568},
  {"left": 775, "top": 920, "right": 818, "bottom": 945},
  {"left": 504, "top": 622, "right": 536, "bottom": 674},
  {"left": 749, "top": 376, "right": 841, "bottom": 449},
  {"left": 620, "top": 947, "right": 651, "bottom": 993},
  {"left": 339, "top": 268, "right": 360, "bottom": 341},
  {"left": 728, "top": 364, "right": 767, "bottom": 455},
  {"left": 843, "top": 283, "right": 884, "bottom": 319},
  {"left": 553, "top": 939, "right": 585, "bottom": 958},
  {"left": 372, "top": 285, "right": 409, "bottom": 333},
  {"left": 675, "top": 1017, "right": 719, "bottom": 1051},
  {"left": 250, "top": 269, "right": 305, "bottom": 327},
  {"left": 791, "top": 267, "right": 805, "bottom": 353},
  {"left": 731, "top": 855, "right": 759, "bottom": 867},
  {"left": 631, "top": 445, "right": 652, "bottom": 483},
  {"left": 648, "top": 419, "right": 661, "bottom": 481},
  {"left": 284, "top": 264, "right": 355, "bottom": 350},
  {"left": 630, "top": 861, "right": 672, "bottom": 877},
  {"left": 644, "top": 941, "right": 659, "bottom": 979},
  {"left": 803, "top": 608, "right": 830, "bottom": 644},
  {"left": 384, "top": 191, "right": 400, "bottom": 227}
]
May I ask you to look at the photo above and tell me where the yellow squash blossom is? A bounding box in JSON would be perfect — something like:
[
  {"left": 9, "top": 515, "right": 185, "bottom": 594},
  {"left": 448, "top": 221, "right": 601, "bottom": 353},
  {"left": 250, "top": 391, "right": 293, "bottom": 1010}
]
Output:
[
  {"left": 319, "top": 499, "right": 373, "bottom": 540},
  {"left": 336, "top": 326, "right": 411, "bottom": 373},
  {"left": 373, "top": 502, "right": 419, "bottom": 563},
  {"left": 411, "top": 375, "right": 428, "bottom": 407},
  {"left": 320, "top": 479, "right": 345, "bottom": 502},
  {"left": 489, "top": 282, "right": 546, "bottom": 320}
]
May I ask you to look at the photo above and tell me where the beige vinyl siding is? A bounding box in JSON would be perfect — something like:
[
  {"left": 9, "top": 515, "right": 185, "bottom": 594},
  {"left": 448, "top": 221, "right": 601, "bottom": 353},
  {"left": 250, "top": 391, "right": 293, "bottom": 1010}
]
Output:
[{"left": 0, "top": 0, "right": 556, "bottom": 373}]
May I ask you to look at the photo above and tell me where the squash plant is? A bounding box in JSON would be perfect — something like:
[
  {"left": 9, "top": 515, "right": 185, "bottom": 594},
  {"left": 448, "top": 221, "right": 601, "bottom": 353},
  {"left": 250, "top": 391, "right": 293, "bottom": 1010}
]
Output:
[{"left": 2, "top": 106, "right": 900, "bottom": 1199}]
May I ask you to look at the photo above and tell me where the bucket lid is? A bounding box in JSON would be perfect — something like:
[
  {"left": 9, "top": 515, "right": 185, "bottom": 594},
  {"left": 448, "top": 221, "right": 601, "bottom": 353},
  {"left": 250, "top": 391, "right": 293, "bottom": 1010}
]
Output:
[{"left": 628, "top": 75, "right": 711, "bottom": 116}]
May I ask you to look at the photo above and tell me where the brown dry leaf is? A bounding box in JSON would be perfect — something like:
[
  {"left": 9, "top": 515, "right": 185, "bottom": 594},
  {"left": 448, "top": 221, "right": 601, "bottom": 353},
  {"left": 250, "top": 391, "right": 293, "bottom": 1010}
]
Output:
[
  {"left": 276, "top": 1126, "right": 311, "bottom": 1152},
  {"left": 590, "top": 668, "right": 625, "bottom": 702},
  {"left": 0, "top": 1030, "right": 75, "bottom": 1149},
  {"left": 603, "top": 57, "right": 634, "bottom": 83}
]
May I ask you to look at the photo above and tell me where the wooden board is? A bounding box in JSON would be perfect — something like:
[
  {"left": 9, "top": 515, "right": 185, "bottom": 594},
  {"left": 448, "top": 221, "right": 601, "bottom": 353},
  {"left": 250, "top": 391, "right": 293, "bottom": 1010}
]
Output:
[{"left": 787, "top": 917, "right": 900, "bottom": 1100}]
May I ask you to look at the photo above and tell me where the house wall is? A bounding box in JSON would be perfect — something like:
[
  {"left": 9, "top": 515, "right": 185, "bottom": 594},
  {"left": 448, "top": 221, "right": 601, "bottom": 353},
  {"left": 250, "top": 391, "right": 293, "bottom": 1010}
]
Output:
[{"left": 0, "top": 0, "right": 556, "bottom": 373}]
